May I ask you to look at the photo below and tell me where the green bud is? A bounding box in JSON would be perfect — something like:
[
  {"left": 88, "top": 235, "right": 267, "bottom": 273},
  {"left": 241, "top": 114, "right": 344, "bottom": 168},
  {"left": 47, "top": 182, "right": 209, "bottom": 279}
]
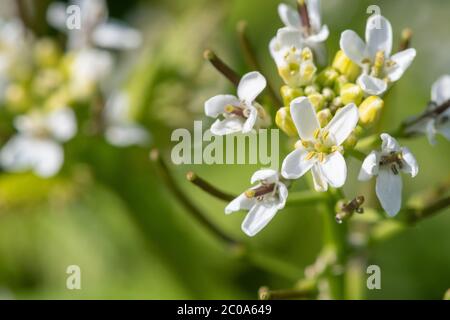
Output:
[
  {"left": 304, "top": 84, "right": 320, "bottom": 96},
  {"left": 334, "top": 75, "right": 349, "bottom": 93},
  {"left": 280, "top": 85, "right": 304, "bottom": 106},
  {"left": 276, "top": 106, "right": 298, "bottom": 137},
  {"left": 332, "top": 50, "right": 361, "bottom": 82},
  {"left": 343, "top": 129, "right": 359, "bottom": 150},
  {"left": 307, "top": 93, "right": 325, "bottom": 111},
  {"left": 340, "top": 83, "right": 363, "bottom": 105},
  {"left": 316, "top": 67, "right": 339, "bottom": 88},
  {"left": 322, "top": 88, "right": 335, "bottom": 102},
  {"left": 359, "top": 96, "right": 384, "bottom": 126},
  {"left": 317, "top": 108, "right": 332, "bottom": 127}
]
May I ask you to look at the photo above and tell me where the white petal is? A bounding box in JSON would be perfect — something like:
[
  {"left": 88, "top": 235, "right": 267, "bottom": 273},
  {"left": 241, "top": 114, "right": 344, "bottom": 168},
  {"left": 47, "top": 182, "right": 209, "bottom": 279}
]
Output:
[
  {"left": 401, "top": 147, "right": 418, "bottom": 177},
  {"left": 339, "top": 30, "right": 367, "bottom": 66},
  {"left": 241, "top": 204, "right": 279, "bottom": 237},
  {"left": 324, "top": 103, "right": 359, "bottom": 146},
  {"left": 46, "top": 2, "right": 67, "bottom": 30},
  {"left": 276, "top": 27, "right": 304, "bottom": 50},
  {"left": 358, "top": 151, "right": 379, "bottom": 181},
  {"left": 105, "top": 124, "right": 149, "bottom": 147},
  {"left": 281, "top": 147, "right": 314, "bottom": 179},
  {"left": 269, "top": 36, "right": 283, "bottom": 66},
  {"left": 204, "top": 95, "right": 239, "bottom": 118},
  {"left": 290, "top": 97, "right": 320, "bottom": 141},
  {"left": 242, "top": 106, "right": 258, "bottom": 133},
  {"left": 278, "top": 3, "right": 301, "bottom": 29},
  {"left": 306, "top": 25, "right": 329, "bottom": 43},
  {"left": 251, "top": 169, "right": 279, "bottom": 184},
  {"left": 431, "top": 75, "right": 450, "bottom": 105},
  {"left": 276, "top": 182, "right": 289, "bottom": 209},
  {"left": 92, "top": 21, "right": 142, "bottom": 50},
  {"left": 320, "top": 152, "right": 347, "bottom": 188},
  {"left": 237, "top": 72, "right": 266, "bottom": 104},
  {"left": 307, "top": 0, "right": 322, "bottom": 32},
  {"left": 225, "top": 193, "right": 256, "bottom": 214},
  {"left": 386, "top": 48, "right": 416, "bottom": 82},
  {"left": 311, "top": 163, "right": 328, "bottom": 192},
  {"left": 0, "top": 135, "right": 64, "bottom": 178},
  {"left": 210, "top": 118, "right": 244, "bottom": 136},
  {"left": 425, "top": 119, "right": 438, "bottom": 145},
  {"left": 376, "top": 168, "right": 402, "bottom": 217},
  {"left": 380, "top": 133, "right": 400, "bottom": 152},
  {"left": 365, "top": 15, "right": 392, "bottom": 58},
  {"left": 46, "top": 107, "right": 77, "bottom": 142},
  {"left": 357, "top": 74, "right": 388, "bottom": 96}
]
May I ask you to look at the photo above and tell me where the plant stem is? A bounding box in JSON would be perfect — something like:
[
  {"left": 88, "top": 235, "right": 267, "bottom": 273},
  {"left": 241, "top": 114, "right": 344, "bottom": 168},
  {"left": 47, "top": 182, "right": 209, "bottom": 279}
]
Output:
[
  {"left": 346, "top": 149, "right": 367, "bottom": 162},
  {"left": 258, "top": 286, "right": 317, "bottom": 300},
  {"left": 236, "top": 21, "right": 282, "bottom": 109},
  {"left": 406, "top": 195, "right": 450, "bottom": 224},
  {"left": 203, "top": 49, "right": 240, "bottom": 87},
  {"left": 186, "top": 171, "right": 235, "bottom": 202},
  {"left": 150, "top": 149, "right": 239, "bottom": 247}
]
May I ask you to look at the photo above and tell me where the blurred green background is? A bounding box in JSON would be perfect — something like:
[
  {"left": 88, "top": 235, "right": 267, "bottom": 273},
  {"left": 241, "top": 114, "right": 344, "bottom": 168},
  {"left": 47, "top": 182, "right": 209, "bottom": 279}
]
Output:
[{"left": 0, "top": 0, "right": 449, "bottom": 299}]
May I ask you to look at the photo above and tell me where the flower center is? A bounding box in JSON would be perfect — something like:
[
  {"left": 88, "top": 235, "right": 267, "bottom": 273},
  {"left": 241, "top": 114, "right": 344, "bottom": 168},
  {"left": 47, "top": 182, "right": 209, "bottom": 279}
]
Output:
[
  {"left": 296, "top": 128, "right": 341, "bottom": 162},
  {"left": 379, "top": 151, "right": 404, "bottom": 175},
  {"left": 224, "top": 104, "right": 250, "bottom": 119}
]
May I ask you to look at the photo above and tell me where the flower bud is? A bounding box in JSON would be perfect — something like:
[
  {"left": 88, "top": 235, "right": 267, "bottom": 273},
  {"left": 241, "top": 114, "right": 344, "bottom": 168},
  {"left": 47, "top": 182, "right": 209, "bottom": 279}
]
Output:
[
  {"left": 276, "top": 106, "right": 298, "bottom": 137},
  {"left": 334, "top": 75, "right": 349, "bottom": 94},
  {"left": 321, "top": 88, "right": 335, "bottom": 102},
  {"left": 317, "top": 108, "right": 332, "bottom": 127},
  {"left": 332, "top": 50, "right": 361, "bottom": 82},
  {"left": 280, "top": 85, "right": 304, "bottom": 106},
  {"left": 316, "top": 67, "right": 339, "bottom": 88},
  {"left": 343, "top": 129, "right": 359, "bottom": 150},
  {"left": 308, "top": 93, "right": 325, "bottom": 111},
  {"left": 34, "top": 38, "right": 61, "bottom": 68},
  {"left": 340, "top": 83, "right": 363, "bottom": 105},
  {"left": 358, "top": 96, "right": 384, "bottom": 126},
  {"left": 304, "top": 84, "right": 320, "bottom": 96}
]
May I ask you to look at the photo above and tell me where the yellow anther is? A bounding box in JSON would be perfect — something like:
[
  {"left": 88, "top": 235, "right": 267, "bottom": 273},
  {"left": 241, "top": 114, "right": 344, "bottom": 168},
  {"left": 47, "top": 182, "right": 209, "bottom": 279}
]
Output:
[
  {"left": 301, "top": 140, "right": 311, "bottom": 148},
  {"left": 306, "top": 151, "right": 316, "bottom": 160},
  {"left": 371, "top": 50, "right": 385, "bottom": 77},
  {"left": 245, "top": 190, "right": 256, "bottom": 198},
  {"left": 322, "top": 130, "right": 330, "bottom": 141},
  {"left": 317, "top": 152, "right": 325, "bottom": 162},
  {"left": 313, "top": 128, "right": 321, "bottom": 139},
  {"left": 224, "top": 104, "right": 235, "bottom": 113},
  {"left": 331, "top": 146, "right": 340, "bottom": 153}
]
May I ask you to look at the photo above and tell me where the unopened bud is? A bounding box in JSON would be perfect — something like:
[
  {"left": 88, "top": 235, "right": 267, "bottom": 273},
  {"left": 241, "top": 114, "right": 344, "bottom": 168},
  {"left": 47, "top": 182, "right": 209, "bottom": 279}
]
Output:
[
  {"left": 340, "top": 83, "right": 363, "bottom": 105},
  {"left": 308, "top": 93, "right": 325, "bottom": 111},
  {"left": 322, "top": 88, "right": 335, "bottom": 102},
  {"left": 280, "top": 85, "right": 304, "bottom": 106},
  {"left": 276, "top": 106, "right": 298, "bottom": 137},
  {"left": 334, "top": 75, "right": 349, "bottom": 94},
  {"left": 304, "top": 85, "right": 320, "bottom": 96},
  {"left": 343, "top": 129, "right": 359, "bottom": 150},
  {"left": 317, "top": 109, "right": 332, "bottom": 127},
  {"left": 358, "top": 96, "right": 384, "bottom": 126},
  {"left": 332, "top": 50, "right": 361, "bottom": 82},
  {"left": 316, "top": 67, "right": 339, "bottom": 88}
]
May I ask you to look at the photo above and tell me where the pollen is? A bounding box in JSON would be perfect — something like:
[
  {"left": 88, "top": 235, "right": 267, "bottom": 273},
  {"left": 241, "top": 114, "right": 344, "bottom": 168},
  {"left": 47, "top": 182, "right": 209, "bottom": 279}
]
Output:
[
  {"left": 245, "top": 189, "right": 256, "bottom": 198},
  {"left": 306, "top": 151, "right": 316, "bottom": 160}
]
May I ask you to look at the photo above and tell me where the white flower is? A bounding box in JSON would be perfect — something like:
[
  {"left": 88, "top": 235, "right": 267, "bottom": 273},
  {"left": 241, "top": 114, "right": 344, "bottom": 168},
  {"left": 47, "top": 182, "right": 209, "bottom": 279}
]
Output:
[
  {"left": 47, "top": 0, "right": 142, "bottom": 51},
  {"left": 273, "top": 1, "right": 329, "bottom": 65},
  {"left": 0, "top": 107, "right": 77, "bottom": 177},
  {"left": 269, "top": 28, "right": 317, "bottom": 87},
  {"left": 406, "top": 75, "right": 450, "bottom": 144},
  {"left": 104, "top": 92, "right": 150, "bottom": 147},
  {"left": 340, "top": 15, "right": 416, "bottom": 96},
  {"left": 68, "top": 48, "right": 113, "bottom": 98},
  {"left": 204, "top": 72, "right": 270, "bottom": 136},
  {"left": 281, "top": 97, "right": 358, "bottom": 192},
  {"left": 225, "top": 169, "right": 288, "bottom": 237},
  {"left": 358, "top": 133, "right": 418, "bottom": 217}
]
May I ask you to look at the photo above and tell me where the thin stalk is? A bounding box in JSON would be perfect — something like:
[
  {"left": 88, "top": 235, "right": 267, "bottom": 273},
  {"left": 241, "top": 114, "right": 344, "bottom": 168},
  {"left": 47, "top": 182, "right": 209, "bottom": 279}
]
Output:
[
  {"left": 203, "top": 49, "right": 240, "bottom": 87},
  {"left": 150, "top": 149, "right": 239, "bottom": 246},
  {"left": 406, "top": 195, "right": 450, "bottom": 224},
  {"left": 236, "top": 20, "right": 282, "bottom": 109},
  {"left": 258, "top": 286, "right": 317, "bottom": 300},
  {"left": 398, "top": 28, "right": 412, "bottom": 52},
  {"left": 186, "top": 171, "right": 235, "bottom": 202}
]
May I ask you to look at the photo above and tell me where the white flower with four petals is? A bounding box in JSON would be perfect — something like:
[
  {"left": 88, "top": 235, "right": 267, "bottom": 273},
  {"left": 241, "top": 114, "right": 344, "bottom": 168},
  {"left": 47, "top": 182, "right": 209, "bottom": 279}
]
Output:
[
  {"left": 225, "top": 169, "right": 288, "bottom": 237},
  {"left": 281, "top": 97, "right": 359, "bottom": 192},
  {"left": 358, "top": 133, "right": 418, "bottom": 216},
  {"left": 340, "top": 15, "right": 416, "bottom": 96},
  {"left": 204, "top": 72, "right": 270, "bottom": 136}
]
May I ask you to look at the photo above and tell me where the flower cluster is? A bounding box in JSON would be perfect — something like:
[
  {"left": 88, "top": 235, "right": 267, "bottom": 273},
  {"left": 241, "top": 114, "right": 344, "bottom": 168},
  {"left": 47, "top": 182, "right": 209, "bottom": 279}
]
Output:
[
  {"left": 0, "top": 0, "right": 148, "bottom": 177},
  {"left": 200, "top": 0, "right": 440, "bottom": 237}
]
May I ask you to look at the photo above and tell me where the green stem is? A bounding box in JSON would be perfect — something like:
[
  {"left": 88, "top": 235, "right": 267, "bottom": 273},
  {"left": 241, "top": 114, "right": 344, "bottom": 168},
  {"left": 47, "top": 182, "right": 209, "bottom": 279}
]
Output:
[
  {"left": 346, "top": 149, "right": 367, "bottom": 162},
  {"left": 186, "top": 171, "right": 235, "bottom": 202},
  {"left": 203, "top": 49, "right": 240, "bottom": 87},
  {"left": 258, "top": 286, "right": 317, "bottom": 300}
]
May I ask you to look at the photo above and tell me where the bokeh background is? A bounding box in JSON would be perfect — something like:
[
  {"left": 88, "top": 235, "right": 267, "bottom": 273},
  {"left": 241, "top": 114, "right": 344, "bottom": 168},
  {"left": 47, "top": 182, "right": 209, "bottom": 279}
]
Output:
[{"left": 0, "top": 0, "right": 449, "bottom": 299}]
